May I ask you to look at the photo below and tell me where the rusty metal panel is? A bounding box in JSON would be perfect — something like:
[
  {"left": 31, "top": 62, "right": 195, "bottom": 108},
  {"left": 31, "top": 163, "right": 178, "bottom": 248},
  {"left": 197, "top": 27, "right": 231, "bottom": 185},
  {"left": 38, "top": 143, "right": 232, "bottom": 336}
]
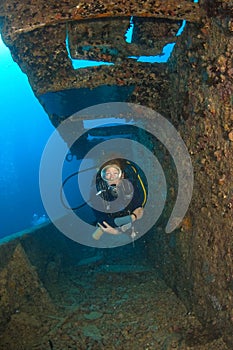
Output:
[
  {"left": 67, "top": 18, "right": 180, "bottom": 61},
  {"left": 1, "top": 0, "right": 203, "bottom": 42}
]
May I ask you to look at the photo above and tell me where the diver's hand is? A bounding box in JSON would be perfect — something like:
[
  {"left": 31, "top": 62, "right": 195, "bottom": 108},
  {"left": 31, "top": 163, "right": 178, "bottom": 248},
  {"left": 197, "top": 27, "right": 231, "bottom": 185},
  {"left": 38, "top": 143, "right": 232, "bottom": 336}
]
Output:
[
  {"left": 98, "top": 222, "right": 120, "bottom": 235},
  {"left": 132, "top": 207, "right": 144, "bottom": 221}
]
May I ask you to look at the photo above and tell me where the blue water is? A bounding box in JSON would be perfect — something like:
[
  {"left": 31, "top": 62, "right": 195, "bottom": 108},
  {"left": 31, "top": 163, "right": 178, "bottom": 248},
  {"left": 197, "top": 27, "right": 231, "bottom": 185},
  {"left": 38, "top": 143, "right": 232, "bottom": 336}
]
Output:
[{"left": 0, "top": 36, "right": 54, "bottom": 238}]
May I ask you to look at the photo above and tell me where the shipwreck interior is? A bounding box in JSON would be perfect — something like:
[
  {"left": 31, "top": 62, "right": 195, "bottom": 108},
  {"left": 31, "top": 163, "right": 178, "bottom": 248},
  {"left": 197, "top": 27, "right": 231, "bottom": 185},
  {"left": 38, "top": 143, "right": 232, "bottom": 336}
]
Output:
[{"left": 0, "top": 0, "right": 232, "bottom": 349}]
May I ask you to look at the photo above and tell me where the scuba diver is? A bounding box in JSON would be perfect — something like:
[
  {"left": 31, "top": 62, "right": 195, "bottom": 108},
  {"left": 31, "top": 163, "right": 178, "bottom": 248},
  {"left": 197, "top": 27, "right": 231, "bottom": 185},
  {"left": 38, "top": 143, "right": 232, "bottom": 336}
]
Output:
[{"left": 89, "top": 158, "right": 147, "bottom": 240}]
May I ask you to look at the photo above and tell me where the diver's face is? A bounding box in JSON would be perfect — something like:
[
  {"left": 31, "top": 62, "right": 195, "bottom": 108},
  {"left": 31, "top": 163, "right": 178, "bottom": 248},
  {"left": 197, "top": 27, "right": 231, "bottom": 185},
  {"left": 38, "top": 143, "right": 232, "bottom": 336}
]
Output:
[{"left": 104, "top": 166, "right": 121, "bottom": 185}]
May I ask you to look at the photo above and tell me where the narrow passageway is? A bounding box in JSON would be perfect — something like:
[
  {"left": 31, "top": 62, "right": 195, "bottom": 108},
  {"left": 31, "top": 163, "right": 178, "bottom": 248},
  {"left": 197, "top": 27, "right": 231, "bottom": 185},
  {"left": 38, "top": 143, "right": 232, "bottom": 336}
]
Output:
[{"left": 0, "top": 255, "right": 228, "bottom": 350}]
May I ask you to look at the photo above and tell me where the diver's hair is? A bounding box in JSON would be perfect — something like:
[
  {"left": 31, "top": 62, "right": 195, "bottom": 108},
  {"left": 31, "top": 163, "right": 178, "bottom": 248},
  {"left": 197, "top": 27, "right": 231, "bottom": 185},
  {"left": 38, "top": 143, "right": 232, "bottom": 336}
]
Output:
[{"left": 99, "top": 158, "right": 127, "bottom": 172}]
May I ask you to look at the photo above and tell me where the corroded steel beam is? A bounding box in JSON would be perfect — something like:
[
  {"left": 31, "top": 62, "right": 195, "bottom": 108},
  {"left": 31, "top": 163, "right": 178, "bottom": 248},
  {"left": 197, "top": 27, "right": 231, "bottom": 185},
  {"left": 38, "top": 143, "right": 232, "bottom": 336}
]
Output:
[{"left": 2, "top": 0, "right": 204, "bottom": 41}]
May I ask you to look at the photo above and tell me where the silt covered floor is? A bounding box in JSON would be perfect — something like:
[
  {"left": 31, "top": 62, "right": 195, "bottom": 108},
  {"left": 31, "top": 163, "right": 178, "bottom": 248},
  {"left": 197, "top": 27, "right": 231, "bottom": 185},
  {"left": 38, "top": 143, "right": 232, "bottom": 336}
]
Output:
[{"left": 0, "top": 252, "right": 228, "bottom": 350}]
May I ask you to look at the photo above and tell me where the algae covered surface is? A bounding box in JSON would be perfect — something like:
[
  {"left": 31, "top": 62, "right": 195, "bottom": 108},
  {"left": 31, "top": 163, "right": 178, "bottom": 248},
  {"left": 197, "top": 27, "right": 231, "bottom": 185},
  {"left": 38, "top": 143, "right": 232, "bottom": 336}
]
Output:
[{"left": 0, "top": 249, "right": 228, "bottom": 349}]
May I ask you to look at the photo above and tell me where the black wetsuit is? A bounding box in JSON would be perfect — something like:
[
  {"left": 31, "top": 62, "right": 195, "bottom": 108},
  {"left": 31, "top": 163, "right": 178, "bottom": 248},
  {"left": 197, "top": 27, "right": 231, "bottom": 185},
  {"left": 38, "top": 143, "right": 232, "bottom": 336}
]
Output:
[{"left": 88, "top": 163, "right": 147, "bottom": 228}]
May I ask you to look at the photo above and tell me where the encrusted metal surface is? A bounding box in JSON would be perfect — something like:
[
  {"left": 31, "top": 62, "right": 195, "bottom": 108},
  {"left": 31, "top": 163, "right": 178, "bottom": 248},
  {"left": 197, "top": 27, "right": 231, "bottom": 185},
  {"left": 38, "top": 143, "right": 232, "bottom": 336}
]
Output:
[
  {"left": 68, "top": 18, "right": 181, "bottom": 61},
  {"left": 1, "top": 0, "right": 203, "bottom": 42},
  {"left": 0, "top": 0, "right": 204, "bottom": 103},
  {"left": 148, "top": 12, "right": 233, "bottom": 349},
  {"left": 4, "top": 19, "right": 173, "bottom": 104}
]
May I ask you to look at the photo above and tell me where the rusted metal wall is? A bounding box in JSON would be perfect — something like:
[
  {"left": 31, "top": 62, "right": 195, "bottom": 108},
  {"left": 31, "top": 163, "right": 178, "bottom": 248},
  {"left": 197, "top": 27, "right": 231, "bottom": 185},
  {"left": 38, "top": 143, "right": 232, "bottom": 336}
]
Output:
[
  {"left": 148, "top": 3, "right": 233, "bottom": 348},
  {"left": 0, "top": 0, "right": 203, "bottom": 97},
  {"left": 1, "top": 0, "right": 202, "bottom": 40}
]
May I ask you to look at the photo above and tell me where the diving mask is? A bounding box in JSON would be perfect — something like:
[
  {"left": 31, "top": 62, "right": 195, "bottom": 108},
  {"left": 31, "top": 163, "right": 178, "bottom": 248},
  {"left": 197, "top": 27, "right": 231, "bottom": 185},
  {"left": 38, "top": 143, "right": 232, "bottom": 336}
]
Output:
[{"left": 101, "top": 165, "right": 122, "bottom": 182}]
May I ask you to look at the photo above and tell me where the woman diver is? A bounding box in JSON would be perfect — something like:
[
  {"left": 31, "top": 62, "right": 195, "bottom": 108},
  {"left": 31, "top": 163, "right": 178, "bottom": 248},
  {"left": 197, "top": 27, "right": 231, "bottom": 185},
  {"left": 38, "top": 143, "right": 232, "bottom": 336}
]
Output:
[{"left": 90, "top": 158, "right": 147, "bottom": 240}]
